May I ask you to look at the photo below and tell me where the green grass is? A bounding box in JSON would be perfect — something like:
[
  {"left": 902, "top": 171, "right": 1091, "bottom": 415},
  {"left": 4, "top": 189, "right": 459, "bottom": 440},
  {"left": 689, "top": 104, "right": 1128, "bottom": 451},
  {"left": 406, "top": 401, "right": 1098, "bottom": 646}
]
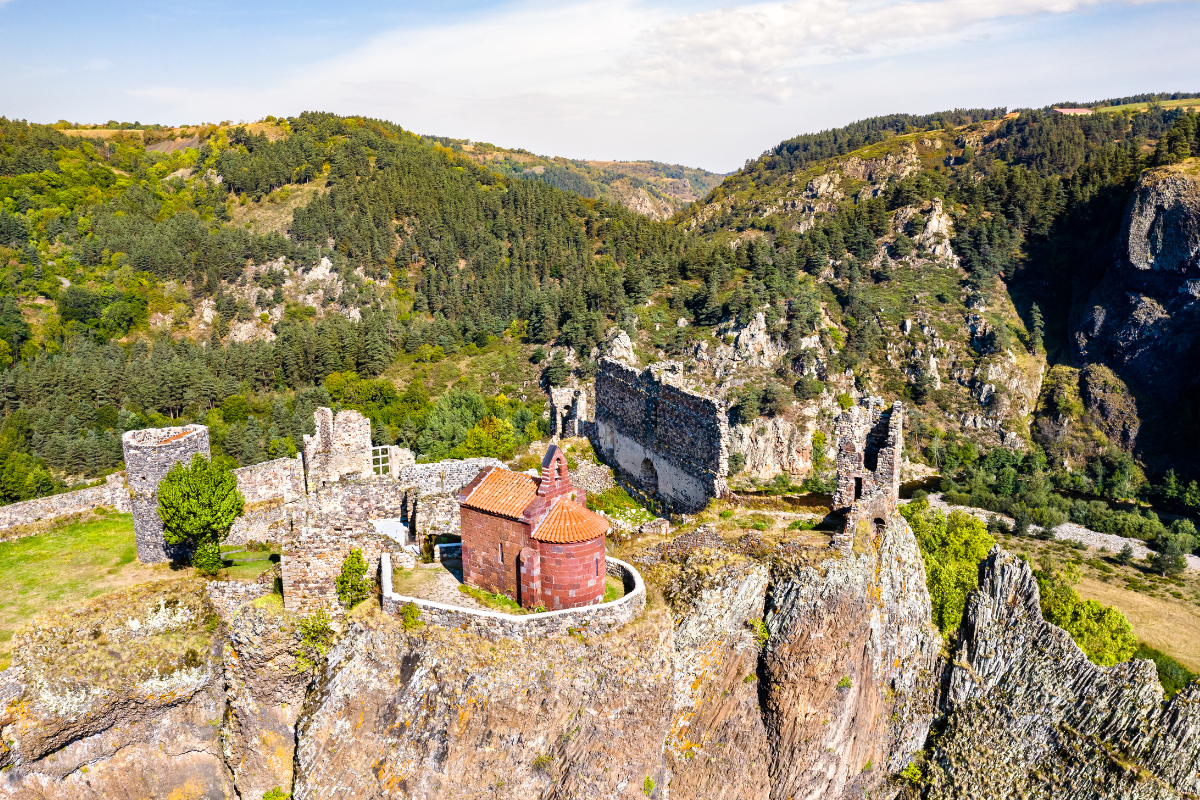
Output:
[
  {"left": 458, "top": 583, "right": 529, "bottom": 613},
  {"left": 1095, "top": 98, "right": 1200, "bottom": 114},
  {"left": 218, "top": 543, "right": 279, "bottom": 581},
  {"left": 587, "top": 485, "right": 655, "bottom": 527},
  {"left": 0, "top": 511, "right": 177, "bottom": 670},
  {"left": 603, "top": 575, "right": 625, "bottom": 603}
]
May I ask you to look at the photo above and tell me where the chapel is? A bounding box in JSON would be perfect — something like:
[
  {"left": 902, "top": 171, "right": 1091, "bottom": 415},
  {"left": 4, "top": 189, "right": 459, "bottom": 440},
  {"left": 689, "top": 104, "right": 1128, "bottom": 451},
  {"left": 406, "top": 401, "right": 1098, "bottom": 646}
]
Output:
[{"left": 457, "top": 445, "right": 609, "bottom": 610}]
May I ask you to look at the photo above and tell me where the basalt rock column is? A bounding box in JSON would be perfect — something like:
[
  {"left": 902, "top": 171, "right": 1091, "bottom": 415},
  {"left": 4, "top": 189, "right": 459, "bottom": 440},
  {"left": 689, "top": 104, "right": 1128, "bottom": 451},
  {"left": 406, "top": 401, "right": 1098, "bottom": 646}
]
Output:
[{"left": 122, "top": 425, "right": 210, "bottom": 563}]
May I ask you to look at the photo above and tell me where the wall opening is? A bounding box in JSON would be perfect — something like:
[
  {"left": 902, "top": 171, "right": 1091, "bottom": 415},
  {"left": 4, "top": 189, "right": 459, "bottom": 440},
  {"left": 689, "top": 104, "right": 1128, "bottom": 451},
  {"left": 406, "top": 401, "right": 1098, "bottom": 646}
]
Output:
[
  {"left": 873, "top": 518, "right": 886, "bottom": 538},
  {"left": 640, "top": 458, "right": 659, "bottom": 492},
  {"left": 498, "top": 542, "right": 504, "bottom": 564},
  {"left": 854, "top": 477, "right": 863, "bottom": 500}
]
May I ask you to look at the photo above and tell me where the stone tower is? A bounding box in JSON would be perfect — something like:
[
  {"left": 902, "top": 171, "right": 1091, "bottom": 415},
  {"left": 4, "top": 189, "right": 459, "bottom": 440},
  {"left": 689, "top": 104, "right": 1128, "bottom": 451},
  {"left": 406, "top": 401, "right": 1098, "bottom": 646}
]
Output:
[
  {"left": 831, "top": 397, "right": 904, "bottom": 551},
  {"left": 122, "top": 425, "right": 211, "bottom": 563}
]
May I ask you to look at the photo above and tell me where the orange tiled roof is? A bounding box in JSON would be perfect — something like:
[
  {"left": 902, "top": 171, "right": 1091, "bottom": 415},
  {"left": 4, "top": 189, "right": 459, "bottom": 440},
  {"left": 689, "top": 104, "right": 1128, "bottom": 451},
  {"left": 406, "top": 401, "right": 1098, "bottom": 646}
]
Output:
[
  {"left": 532, "top": 497, "right": 609, "bottom": 544},
  {"left": 460, "top": 468, "right": 539, "bottom": 519}
]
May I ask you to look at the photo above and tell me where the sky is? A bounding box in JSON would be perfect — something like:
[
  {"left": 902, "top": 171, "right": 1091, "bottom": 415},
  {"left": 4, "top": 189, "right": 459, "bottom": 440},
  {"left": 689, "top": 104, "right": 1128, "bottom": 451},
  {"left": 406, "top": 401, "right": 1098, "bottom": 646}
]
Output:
[{"left": 1, "top": 0, "right": 1198, "bottom": 172}]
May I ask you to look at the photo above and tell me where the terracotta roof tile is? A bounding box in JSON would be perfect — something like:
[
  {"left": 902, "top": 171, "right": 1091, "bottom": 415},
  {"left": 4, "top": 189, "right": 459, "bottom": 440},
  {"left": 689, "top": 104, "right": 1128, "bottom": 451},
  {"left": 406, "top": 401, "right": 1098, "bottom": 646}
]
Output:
[
  {"left": 532, "top": 498, "right": 609, "bottom": 544},
  {"left": 460, "top": 468, "right": 538, "bottom": 519}
]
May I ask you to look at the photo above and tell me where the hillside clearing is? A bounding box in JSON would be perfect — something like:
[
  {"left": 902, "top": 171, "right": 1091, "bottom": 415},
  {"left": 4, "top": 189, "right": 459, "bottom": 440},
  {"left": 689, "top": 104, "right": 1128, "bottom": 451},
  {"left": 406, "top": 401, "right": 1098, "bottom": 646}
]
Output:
[{"left": 1076, "top": 576, "right": 1200, "bottom": 672}]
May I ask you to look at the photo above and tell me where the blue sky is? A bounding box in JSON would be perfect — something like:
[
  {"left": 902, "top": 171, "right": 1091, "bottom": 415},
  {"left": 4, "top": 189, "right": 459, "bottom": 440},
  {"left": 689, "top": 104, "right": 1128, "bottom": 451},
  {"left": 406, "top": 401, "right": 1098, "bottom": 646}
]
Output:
[{"left": 2, "top": 0, "right": 1198, "bottom": 172}]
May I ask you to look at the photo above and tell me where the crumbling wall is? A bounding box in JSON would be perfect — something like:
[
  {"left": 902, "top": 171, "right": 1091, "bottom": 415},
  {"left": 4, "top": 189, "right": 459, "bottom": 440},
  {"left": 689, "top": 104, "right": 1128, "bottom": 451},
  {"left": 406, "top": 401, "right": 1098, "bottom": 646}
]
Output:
[
  {"left": 593, "top": 357, "right": 728, "bottom": 513},
  {"left": 281, "top": 517, "right": 393, "bottom": 615},
  {"left": 395, "top": 458, "right": 503, "bottom": 496},
  {"left": 0, "top": 472, "right": 130, "bottom": 540},
  {"left": 831, "top": 398, "right": 904, "bottom": 552},
  {"left": 301, "top": 408, "right": 372, "bottom": 489},
  {"left": 550, "top": 386, "right": 588, "bottom": 438},
  {"left": 226, "top": 456, "right": 306, "bottom": 545}
]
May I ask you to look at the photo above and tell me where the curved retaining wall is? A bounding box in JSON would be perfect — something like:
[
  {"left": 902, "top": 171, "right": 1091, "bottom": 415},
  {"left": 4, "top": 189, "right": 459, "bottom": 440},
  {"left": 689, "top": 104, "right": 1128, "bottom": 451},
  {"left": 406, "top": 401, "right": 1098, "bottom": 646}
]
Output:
[
  {"left": 122, "top": 425, "right": 210, "bottom": 563},
  {"left": 381, "top": 555, "right": 645, "bottom": 639}
]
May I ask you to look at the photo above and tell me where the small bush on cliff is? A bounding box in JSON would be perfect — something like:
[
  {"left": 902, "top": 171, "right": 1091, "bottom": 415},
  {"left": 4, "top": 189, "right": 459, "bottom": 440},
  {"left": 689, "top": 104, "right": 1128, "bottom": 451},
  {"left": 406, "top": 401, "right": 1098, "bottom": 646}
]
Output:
[
  {"left": 901, "top": 499, "right": 995, "bottom": 638},
  {"left": 336, "top": 548, "right": 374, "bottom": 608},
  {"left": 263, "top": 789, "right": 291, "bottom": 800},
  {"left": 295, "top": 608, "right": 334, "bottom": 673},
  {"left": 157, "top": 454, "right": 245, "bottom": 575},
  {"left": 400, "top": 601, "right": 423, "bottom": 631}
]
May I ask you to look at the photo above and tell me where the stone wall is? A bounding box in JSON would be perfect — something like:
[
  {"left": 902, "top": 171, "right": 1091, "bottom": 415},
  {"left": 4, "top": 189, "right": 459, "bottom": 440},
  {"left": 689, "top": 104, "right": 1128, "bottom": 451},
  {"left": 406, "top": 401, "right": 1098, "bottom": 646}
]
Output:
[
  {"left": 593, "top": 357, "right": 728, "bottom": 513},
  {"left": 381, "top": 554, "right": 645, "bottom": 639},
  {"left": 0, "top": 472, "right": 130, "bottom": 540},
  {"left": 394, "top": 458, "right": 503, "bottom": 496},
  {"left": 226, "top": 456, "right": 306, "bottom": 546},
  {"left": 281, "top": 518, "right": 394, "bottom": 615},
  {"left": 549, "top": 386, "right": 587, "bottom": 438},
  {"left": 123, "top": 425, "right": 211, "bottom": 563},
  {"left": 302, "top": 408, "right": 372, "bottom": 489}
]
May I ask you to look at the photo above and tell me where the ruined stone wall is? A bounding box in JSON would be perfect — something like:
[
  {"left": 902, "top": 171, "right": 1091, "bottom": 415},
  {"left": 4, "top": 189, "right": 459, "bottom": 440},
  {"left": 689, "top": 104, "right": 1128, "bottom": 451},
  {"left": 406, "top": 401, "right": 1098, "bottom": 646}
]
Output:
[
  {"left": 204, "top": 580, "right": 273, "bottom": 621},
  {"left": 593, "top": 358, "right": 728, "bottom": 513},
  {"left": 310, "top": 478, "right": 410, "bottom": 521},
  {"left": 123, "top": 425, "right": 211, "bottom": 563},
  {"left": 301, "top": 408, "right": 372, "bottom": 489},
  {"left": 394, "top": 458, "right": 503, "bottom": 496},
  {"left": 226, "top": 456, "right": 306, "bottom": 546},
  {"left": 831, "top": 398, "right": 905, "bottom": 552},
  {"left": 0, "top": 472, "right": 130, "bottom": 540},
  {"left": 550, "top": 386, "right": 588, "bottom": 438},
  {"left": 382, "top": 553, "right": 646, "bottom": 639},
  {"left": 281, "top": 518, "right": 393, "bottom": 614}
]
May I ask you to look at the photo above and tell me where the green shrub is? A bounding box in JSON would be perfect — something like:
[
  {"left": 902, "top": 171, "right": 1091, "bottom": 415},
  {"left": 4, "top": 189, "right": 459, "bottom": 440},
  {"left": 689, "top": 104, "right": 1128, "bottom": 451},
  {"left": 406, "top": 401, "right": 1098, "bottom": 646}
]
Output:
[
  {"left": 793, "top": 377, "right": 825, "bottom": 401},
  {"left": 727, "top": 452, "right": 746, "bottom": 474},
  {"left": 719, "top": 509, "right": 735, "bottom": 519},
  {"left": 1036, "top": 559, "right": 1137, "bottom": 666},
  {"left": 295, "top": 609, "right": 334, "bottom": 673},
  {"left": 192, "top": 540, "right": 224, "bottom": 576},
  {"left": 263, "top": 789, "right": 291, "bottom": 800},
  {"left": 400, "top": 601, "right": 423, "bottom": 631},
  {"left": 748, "top": 618, "right": 769, "bottom": 648},
  {"left": 901, "top": 499, "right": 995, "bottom": 637},
  {"left": 335, "top": 548, "right": 373, "bottom": 608},
  {"left": 643, "top": 776, "right": 655, "bottom": 796},
  {"left": 1134, "top": 643, "right": 1197, "bottom": 698},
  {"left": 531, "top": 753, "right": 552, "bottom": 773},
  {"left": 837, "top": 675, "right": 852, "bottom": 689},
  {"left": 157, "top": 453, "right": 245, "bottom": 574},
  {"left": 900, "top": 762, "right": 924, "bottom": 785},
  {"left": 836, "top": 392, "right": 854, "bottom": 411}
]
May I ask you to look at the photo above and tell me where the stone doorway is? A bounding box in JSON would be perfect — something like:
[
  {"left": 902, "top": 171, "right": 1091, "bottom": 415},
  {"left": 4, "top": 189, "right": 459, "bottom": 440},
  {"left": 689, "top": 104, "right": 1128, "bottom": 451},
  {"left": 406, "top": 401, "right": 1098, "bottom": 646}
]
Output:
[{"left": 640, "top": 458, "right": 659, "bottom": 493}]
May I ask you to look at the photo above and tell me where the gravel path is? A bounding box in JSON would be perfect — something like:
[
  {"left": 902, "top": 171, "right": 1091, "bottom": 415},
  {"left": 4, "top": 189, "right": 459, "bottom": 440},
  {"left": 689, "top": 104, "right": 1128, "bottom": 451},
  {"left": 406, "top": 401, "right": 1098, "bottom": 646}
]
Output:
[
  {"left": 909, "top": 494, "right": 1200, "bottom": 572},
  {"left": 396, "top": 561, "right": 491, "bottom": 610}
]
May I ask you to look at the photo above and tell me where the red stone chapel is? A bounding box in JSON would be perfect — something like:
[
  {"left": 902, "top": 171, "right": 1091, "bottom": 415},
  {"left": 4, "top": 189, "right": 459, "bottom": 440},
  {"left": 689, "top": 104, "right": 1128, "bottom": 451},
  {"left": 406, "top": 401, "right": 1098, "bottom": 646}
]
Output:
[{"left": 457, "top": 445, "right": 609, "bottom": 610}]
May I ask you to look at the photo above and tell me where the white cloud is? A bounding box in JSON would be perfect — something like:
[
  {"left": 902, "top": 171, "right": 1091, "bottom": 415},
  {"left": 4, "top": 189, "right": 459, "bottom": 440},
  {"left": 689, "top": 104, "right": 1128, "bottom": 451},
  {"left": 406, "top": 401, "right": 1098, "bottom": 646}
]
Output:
[{"left": 112, "top": 0, "right": 1199, "bottom": 169}]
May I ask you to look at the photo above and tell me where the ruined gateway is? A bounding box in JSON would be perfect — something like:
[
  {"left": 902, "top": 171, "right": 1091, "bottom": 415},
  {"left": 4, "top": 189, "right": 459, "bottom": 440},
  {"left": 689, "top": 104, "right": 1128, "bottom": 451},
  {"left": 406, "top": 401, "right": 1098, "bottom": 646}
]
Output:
[{"left": 0, "top": 397, "right": 1197, "bottom": 799}]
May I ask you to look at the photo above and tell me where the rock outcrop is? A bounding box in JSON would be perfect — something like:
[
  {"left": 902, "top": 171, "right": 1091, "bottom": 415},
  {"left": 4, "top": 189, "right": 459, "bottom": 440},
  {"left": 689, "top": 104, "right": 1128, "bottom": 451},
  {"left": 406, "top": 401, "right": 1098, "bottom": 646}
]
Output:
[
  {"left": 925, "top": 547, "right": 1200, "bottom": 799},
  {"left": 761, "top": 514, "right": 939, "bottom": 800},
  {"left": 0, "top": 580, "right": 236, "bottom": 799},
  {"left": 1074, "top": 159, "right": 1200, "bottom": 402}
]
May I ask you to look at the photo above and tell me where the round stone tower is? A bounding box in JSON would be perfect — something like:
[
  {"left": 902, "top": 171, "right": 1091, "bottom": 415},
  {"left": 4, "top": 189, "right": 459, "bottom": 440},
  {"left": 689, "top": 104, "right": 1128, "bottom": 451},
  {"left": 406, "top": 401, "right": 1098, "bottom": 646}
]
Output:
[{"left": 121, "top": 425, "right": 211, "bottom": 563}]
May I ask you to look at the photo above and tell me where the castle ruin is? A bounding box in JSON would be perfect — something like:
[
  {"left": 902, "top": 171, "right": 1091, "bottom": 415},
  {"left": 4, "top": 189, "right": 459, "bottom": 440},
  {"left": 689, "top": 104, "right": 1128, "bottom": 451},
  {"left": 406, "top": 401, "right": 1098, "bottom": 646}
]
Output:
[
  {"left": 592, "top": 357, "right": 728, "bottom": 513},
  {"left": 831, "top": 397, "right": 904, "bottom": 551},
  {"left": 122, "top": 424, "right": 211, "bottom": 563}
]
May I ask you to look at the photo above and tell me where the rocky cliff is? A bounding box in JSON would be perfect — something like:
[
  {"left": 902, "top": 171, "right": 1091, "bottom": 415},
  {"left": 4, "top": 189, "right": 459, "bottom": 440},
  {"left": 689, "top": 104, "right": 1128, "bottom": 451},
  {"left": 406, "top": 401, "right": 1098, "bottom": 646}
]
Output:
[
  {"left": 925, "top": 547, "right": 1200, "bottom": 799},
  {"left": 1074, "top": 159, "right": 1200, "bottom": 404}
]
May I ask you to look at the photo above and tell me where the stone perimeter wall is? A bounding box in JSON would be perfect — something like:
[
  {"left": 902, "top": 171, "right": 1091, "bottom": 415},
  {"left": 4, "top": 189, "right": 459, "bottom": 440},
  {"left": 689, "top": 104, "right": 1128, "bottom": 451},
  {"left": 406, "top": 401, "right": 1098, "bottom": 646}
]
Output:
[
  {"left": 0, "top": 472, "right": 130, "bottom": 540},
  {"left": 381, "top": 554, "right": 645, "bottom": 639},
  {"left": 593, "top": 357, "right": 728, "bottom": 514}
]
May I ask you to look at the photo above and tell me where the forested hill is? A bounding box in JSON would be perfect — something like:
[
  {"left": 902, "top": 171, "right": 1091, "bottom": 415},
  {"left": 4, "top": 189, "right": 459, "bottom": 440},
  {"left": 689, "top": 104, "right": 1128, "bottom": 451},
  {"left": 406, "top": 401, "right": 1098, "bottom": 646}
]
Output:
[
  {"left": 0, "top": 112, "right": 731, "bottom": 501},
  {"left": 668, "top": 95, "right": 1200, "bottom": 511},
  {"left": 421, "top": 135, "right": 726, "bottom": 221}
]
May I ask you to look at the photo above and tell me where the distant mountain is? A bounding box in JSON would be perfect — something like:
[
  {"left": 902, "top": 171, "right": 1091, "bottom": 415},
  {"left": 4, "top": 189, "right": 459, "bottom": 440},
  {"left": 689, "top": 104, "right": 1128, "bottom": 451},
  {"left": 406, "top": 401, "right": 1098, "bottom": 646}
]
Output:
[{"left": 421, "top": 135, "right": 725, "bottom": 220}]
